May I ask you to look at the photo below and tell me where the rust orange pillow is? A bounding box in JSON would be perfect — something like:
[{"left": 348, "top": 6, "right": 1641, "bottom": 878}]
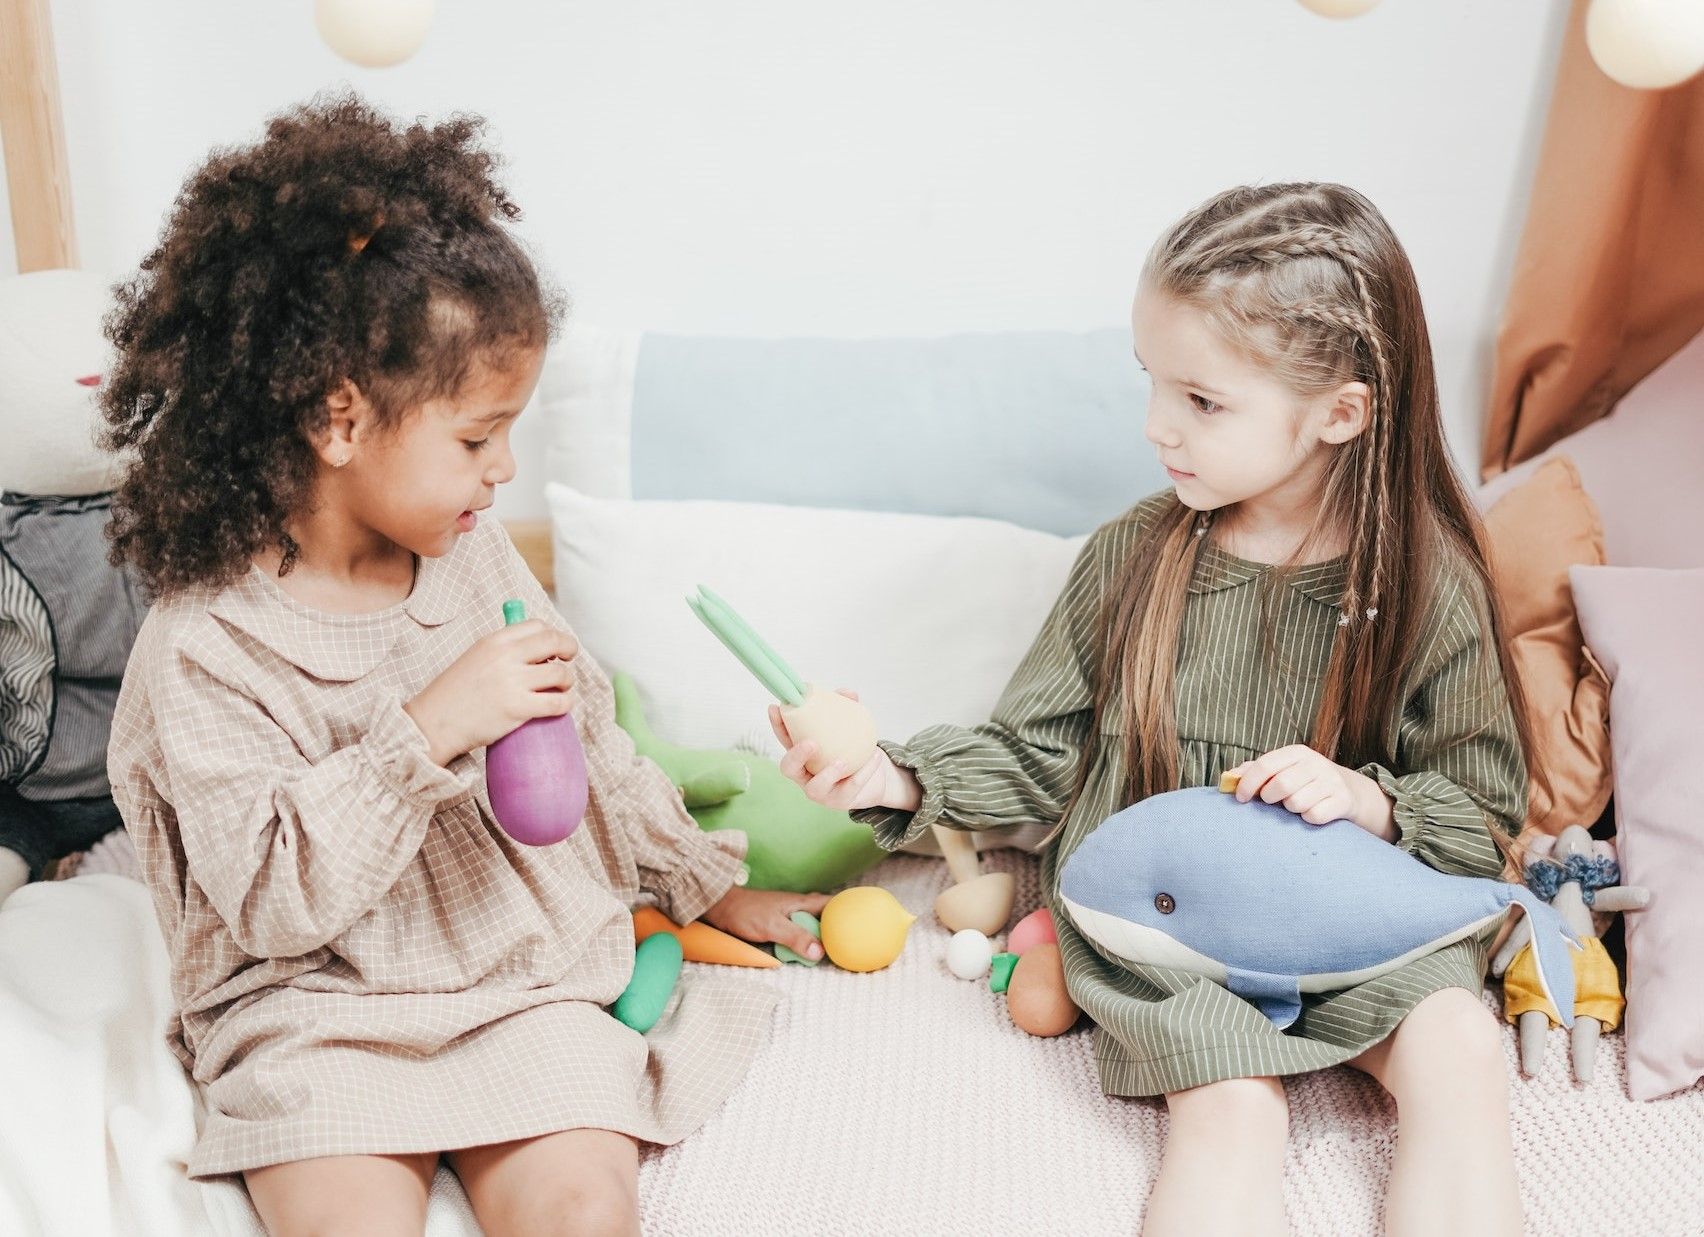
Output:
[{"left": 1483, "top": 457, "right": 1612, "bottom": 836}]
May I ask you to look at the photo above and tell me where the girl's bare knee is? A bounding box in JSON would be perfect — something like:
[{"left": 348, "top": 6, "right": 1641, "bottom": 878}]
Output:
[
  {"left": 452, "top": 1132, "right": 639, "bottom": 1237},
  {"left": 1387, "top": 989, "right": 1508, "bottom": 1094},
  {"left": 556, "top": 1175, "right": 640, "bottom": 1237},
  {"left": 246, "top": 1153, "right": 435, "bottom": 1237},
  {"left": 1166, "top": 1076, "right": 1290, "bottom": 1139}
]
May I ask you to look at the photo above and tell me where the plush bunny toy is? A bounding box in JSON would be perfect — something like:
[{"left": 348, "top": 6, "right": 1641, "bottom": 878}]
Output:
[{"left": 0, "top": 268, "right": 147, "bottom": 902}]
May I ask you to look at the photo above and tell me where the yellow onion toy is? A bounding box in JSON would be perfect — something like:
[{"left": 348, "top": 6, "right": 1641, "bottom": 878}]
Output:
[{"left": 820, "top": 887, "right": 915, "bottom": 973}]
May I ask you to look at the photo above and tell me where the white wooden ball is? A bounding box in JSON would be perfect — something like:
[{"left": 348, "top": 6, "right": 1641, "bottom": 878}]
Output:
[
  {"left": 315, "top": 0, "right": 435, "bottom": 69},
  {"left": 946, "top": 929, "right": 994, "bottom": 981},
  {"left": 1587, "top": 0, "right": 1704, "bottom": 90},
  {"left": 1296, "top": 0, "right": 1382, "bottom": 19}
]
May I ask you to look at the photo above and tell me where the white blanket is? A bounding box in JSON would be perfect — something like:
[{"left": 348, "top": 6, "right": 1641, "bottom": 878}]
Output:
[{"left": 4, "top": 847, "right": 1702, "bottom": 1236}]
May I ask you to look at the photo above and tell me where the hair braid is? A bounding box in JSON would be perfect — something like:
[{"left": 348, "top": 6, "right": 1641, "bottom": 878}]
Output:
[
  {"left": 1104, "top": 182, "right": 1534, "bottom": 831},
  {"left": 1337, "top": 252, "right": 1398, "bottom": 620}
]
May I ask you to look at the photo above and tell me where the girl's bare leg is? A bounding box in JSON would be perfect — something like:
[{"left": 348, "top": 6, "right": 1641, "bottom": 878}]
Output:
[
  {"left": 448, "top": 1127, "right": 640, "bottom": 1237},
  {"left": 1144, "top": 1076, "right": 1289, "bottom": 1237},
  {"left": 245, "top": 1151, "right": 438, "bottom": 1237},
  {"left": 1348, "top": 987, "right": 1522, "bottom": 1237}
]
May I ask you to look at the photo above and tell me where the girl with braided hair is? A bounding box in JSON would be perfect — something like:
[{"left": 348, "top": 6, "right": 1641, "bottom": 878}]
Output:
[
  {"left": 772, "top": 183, "right": 1531, "bottom": 1235},
  {"left": 103, "top": 94, "right": 827, "bottom": 1236}
]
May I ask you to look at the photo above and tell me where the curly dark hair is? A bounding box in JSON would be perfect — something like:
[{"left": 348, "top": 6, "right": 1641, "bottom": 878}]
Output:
[{"left": 99, "top": 92, "right": 566, "bottom": 597}]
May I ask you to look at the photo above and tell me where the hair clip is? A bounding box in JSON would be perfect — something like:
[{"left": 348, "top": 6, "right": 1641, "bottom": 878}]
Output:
[
  {"left": 1365, "top": 607, "right": 1378, "bottom": 622},
  {"left": 347, "top": 211, "right": 386, "bottom": 255},
  {"left": 1337, "top": 612, "right": 1351, "bottom": 627}
]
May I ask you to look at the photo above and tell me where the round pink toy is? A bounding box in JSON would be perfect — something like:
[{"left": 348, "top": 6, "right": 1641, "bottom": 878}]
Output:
[
  {"left": 484, "top": 599, "right": 588, "bottom": 846},
  {"left": 1007, "top": 908, "right": 1057, "bottom": 957}
]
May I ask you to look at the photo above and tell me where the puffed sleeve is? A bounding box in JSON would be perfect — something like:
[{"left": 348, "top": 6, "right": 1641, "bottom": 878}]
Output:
[
  {"left": 495, "top": 528, "right": 748, "bottom": 923},
  {"left": 852, "top": 525, "right": 1115, "bottom": 852},
  {"left": 1358, "top": 575, "right": 1527, "bottom": 878},
  {"left": 149, "top": 644, "right": 476, "bottom": 958}
]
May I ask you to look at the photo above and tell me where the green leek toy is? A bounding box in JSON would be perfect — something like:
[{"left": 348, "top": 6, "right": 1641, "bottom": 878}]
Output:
[{"left": 686, "top": 586, "right": 878, "bottom": 777}]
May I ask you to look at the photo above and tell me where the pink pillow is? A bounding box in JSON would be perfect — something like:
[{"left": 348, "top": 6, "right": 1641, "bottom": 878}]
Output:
[
  {"left": 1570, "top": 565, "right": 1704, "bottom": 1100},
  {"left": 1480, "top": 327, "right": 1704, "bottom": 569}
]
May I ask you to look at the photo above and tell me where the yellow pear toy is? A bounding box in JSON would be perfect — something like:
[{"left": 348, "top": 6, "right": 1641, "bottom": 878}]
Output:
[{"left": 820, "top": 886, "right": 916, "bottom": 972}]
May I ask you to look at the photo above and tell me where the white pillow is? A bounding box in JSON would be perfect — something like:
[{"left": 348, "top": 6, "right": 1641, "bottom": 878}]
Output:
[
  {"left": 538, "top": 324, "right": 642, "bottom": 499},
  {"left": 545, "top": 482, "right": 1085, "bottom": 853}
]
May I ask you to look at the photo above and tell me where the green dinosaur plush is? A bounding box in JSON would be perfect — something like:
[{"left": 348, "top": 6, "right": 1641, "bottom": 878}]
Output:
[{"left": 612, "top": 672, "right": 887, "bottom": 893}]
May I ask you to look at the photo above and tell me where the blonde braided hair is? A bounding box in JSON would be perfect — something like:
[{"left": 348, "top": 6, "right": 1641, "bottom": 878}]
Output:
[{"left": 1078, "top": 183, "right": 1532, "bottom": 829}]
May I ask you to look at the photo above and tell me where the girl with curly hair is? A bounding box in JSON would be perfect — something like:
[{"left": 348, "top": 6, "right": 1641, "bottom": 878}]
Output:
[{"left": 103, "top": 94, "right": 824, "bottom": 1237}]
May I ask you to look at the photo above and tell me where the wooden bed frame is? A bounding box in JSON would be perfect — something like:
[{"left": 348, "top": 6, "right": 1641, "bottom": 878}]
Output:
[
  {"left": 504, "top": 518, "right": 555, "bottom": 594},
  {"left": 1, "top": 0, "right": 557, "bottom": 594}
]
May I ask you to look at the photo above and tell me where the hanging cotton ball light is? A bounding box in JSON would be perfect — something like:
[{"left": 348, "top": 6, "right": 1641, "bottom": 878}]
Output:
[
  {"left": 1586, "top": 0, "right": 1704, "bottom": 89},
  {"left": 315, "top": 0, "right": 435, "bottom": 69},
  {"left": 1296, "top": 0, "right": 1382, "bottom": 18}
]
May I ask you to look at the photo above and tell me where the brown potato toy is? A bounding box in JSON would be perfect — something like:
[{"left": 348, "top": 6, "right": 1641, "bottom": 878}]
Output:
[{"left": 1006, "top": 943, "right": 1081, "bottom": 1037}]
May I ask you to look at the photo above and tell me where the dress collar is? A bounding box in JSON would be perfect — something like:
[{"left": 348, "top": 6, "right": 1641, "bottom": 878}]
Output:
[
  {"left": 1188, "top": 540, "right": 1347, "bottom": 607},
  {"left": 206, "top": 544, "right": 463, "bottom": 682}
]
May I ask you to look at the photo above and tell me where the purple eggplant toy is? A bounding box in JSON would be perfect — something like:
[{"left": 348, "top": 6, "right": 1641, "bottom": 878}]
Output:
[{"left": 484, "top": 600, "right": 589, "bottom": 846}]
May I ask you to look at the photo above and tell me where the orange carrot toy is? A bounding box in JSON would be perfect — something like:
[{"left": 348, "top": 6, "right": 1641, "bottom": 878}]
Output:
[{"left": 631, "top": 907, "right": 779, "bottom": 969}]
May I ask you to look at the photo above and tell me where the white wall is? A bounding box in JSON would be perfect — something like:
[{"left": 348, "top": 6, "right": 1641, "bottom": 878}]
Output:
[{"left": 3, "top": 0, "right": 1570, "bottom": 519}]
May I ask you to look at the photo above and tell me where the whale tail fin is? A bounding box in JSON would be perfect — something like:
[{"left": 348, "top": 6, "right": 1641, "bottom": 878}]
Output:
[
  {"left": 1510, "top": 887, "right": 1579, "bottom": 1029},
  {"left": 1226, "top": 968, "right": 1304, "bottom": 1029}
]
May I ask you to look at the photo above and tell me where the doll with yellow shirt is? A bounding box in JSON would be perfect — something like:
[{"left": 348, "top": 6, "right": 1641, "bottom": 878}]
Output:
[{"left": 1493, "top": 824, "right": 1649, "bottom": 1083}]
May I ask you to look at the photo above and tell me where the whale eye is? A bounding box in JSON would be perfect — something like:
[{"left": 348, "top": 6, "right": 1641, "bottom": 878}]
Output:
[{"left": 1154, "top": 893, "right": 1176, "bottom": 914}]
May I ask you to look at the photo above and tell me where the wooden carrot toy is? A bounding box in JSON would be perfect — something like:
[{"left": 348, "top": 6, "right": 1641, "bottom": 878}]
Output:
[
  {"left": 686, "top": 585, "right": 877, "bottom": 777},
  {"left": 632, "top": 906, "right": 780, "bottom": 969}
]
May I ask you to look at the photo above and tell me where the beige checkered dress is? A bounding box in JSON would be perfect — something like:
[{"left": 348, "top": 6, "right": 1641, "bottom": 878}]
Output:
[
  {"left": 108, "top": 519, "right": 776, "bottom": 1178},
  {"left": 857, "top": 492, "right": 1527, "bottom": 1098}
]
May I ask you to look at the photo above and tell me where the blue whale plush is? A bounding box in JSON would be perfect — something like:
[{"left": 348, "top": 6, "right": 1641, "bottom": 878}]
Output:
[{"left": 1059, "top": 786, "right": 1577, "bottom": 1030}]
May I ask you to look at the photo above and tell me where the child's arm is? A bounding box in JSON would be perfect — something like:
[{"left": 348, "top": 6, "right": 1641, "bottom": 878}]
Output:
[
  {"left": 491, "top": 529, "right": 750, "bottom": 924},
  {"left": 147, "top": 646, "right": 479, "bottom": 958},
  {"left": 570, "top": 642, "right": 753, "bottom": 924},
  {"left": 845, "top": 530, "right": 1111, "bottom": 853},
  {"left": 1351, "top": 577, "right": 1526, "bottom": 878}
]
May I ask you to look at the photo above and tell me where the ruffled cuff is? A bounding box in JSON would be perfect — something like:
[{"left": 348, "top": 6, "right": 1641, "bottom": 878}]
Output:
[
  {"left": 362, "top": 696, "right": 479, "bottom": 808},
  {"left": 1359, "top": 762, "right": 1424, "bottom": 846},
  {"left": 850, "top": 740, "right": 950, "bottom": 852},
  {"left": 648, "top": 827, "right": 750, "bottom": 926},
  {"left": 1356, "top": 761, "right": 1505, "bottom": 878}
]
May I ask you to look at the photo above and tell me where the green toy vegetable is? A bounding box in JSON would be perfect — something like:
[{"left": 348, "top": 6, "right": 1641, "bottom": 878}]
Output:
[
  {"left": 612, "top": 672, "right": 885, "bottom": 893},
  {"left": 775, "top": 910, "right": 823, "bottom": 966},
  {"left": 612, "top": 931, "right": 683, "bottom": 1033}
]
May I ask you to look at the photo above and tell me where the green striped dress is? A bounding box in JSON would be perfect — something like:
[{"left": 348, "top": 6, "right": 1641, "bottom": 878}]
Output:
[{"left": 856, "top": 492, "right": 1526, "bottom": 1097}]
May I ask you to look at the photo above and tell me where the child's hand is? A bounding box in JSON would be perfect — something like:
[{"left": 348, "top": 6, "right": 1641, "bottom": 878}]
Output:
[
  {"left": 1228, "top": 746, "right": 1397, "bottom": 841},
  {"left": 703, "top": 887, "right": 832, "bottom": 962},
  {"left": 767, "top": 690, "right": 921, "bottom": 813},
  {"left": 404, "top": 619, "right": 579, "bottom": 766}
]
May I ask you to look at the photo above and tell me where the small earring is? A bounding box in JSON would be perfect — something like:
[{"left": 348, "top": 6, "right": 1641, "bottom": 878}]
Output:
[{"left": 334, "top": 454, "right": 350, "bottom": 468}]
